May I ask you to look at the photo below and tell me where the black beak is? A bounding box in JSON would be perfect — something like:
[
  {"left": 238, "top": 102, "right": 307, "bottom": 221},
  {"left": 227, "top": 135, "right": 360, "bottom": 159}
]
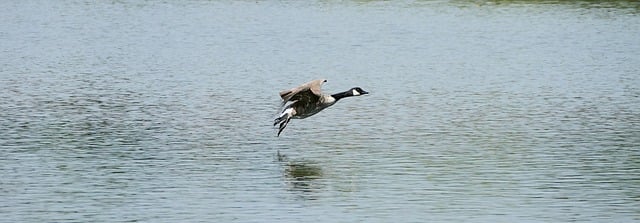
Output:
[{"left": 362, "top": 91, "right": 369, "bottom": 95}]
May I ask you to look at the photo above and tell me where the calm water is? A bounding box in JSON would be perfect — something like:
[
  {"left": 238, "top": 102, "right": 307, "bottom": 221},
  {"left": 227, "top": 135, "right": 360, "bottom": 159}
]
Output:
[{"left": 1, "top": 0, "right": 639, "bottom": 222}]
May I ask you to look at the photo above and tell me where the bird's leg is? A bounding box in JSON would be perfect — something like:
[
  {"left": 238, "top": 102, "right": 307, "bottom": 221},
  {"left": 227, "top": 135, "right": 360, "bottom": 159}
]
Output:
[
  {"left": 274, "top": 108, "right": 288, "bottom": 126},
  {"left": 274, "top": 107, "right": 294, "bottom": 136},
  {"left": 273, "top": 117, "right": 282, "bottom": 126},
  {"left": 273, "top": 114, "right": 287, "bottom": 126},
  {"left": 277, "top": 116, "right": 291, "bottom": 137}
]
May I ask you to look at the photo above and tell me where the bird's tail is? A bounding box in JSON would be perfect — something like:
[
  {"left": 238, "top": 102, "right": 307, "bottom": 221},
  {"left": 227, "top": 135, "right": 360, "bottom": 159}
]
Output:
[{"left": 274, "top": 108, "right": 293, "bottom": 137}]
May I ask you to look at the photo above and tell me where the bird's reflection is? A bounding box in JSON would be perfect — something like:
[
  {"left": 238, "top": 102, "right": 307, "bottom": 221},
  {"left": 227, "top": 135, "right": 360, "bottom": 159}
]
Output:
[{"left": 277, "top": 151, "right": 323, "bottom": 195}]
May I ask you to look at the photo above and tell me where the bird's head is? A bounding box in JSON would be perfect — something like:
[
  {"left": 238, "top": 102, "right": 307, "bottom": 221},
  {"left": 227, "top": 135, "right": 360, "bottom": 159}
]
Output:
[{"left": 350, "top": 87, "right": 369, "bottom": 96}]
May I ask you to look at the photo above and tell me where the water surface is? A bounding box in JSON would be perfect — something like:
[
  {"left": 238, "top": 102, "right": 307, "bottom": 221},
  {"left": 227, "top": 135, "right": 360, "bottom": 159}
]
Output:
[{"left": 1, "top": 0, "right": 639, "bottom": 222}]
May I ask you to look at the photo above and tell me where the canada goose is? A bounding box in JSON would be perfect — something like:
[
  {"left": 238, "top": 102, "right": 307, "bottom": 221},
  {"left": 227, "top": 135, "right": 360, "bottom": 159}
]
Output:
[{"left": 274, "top": 79, "right": 368, "bottom": 136}]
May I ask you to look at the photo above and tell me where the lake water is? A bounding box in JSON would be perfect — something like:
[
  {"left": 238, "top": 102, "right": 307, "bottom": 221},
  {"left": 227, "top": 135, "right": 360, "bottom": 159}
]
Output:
[{"left": 1, "top": 0, "right": 639, "bottom": 222}]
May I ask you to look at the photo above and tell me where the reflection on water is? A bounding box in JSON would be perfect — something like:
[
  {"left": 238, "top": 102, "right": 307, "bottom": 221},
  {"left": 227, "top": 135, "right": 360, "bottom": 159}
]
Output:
[
  {"left": 278, "top": 151, "right": 324, "bottom": 196},
  {"left": 286, "top": 163, "right": 322, "bottom": 181},
  {"left": 1, "top": 0, "right": 639, "bottom": 222}
]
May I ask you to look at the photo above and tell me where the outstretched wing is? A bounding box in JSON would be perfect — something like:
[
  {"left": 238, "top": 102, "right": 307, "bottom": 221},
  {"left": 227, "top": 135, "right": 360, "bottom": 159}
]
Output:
[{"left": 278, "top": 79, "right": 326, "bottom": 103}]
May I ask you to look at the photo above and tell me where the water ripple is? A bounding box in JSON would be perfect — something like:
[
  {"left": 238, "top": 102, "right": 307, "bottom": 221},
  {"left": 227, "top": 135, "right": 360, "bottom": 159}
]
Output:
[{"left": 2, "top": 0, "right": 639, "bottom": 222}]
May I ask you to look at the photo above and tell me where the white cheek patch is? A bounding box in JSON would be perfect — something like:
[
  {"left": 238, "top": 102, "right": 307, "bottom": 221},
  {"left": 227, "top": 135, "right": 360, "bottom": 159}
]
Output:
[{"left": 352, "top": 89, "right": 360, "bottom": 96}]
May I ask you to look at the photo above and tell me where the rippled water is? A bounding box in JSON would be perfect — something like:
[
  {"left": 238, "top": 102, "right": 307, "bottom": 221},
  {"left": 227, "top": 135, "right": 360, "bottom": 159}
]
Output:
[{"left": 1, "top": 0, "right": 639, "bottom": 222}]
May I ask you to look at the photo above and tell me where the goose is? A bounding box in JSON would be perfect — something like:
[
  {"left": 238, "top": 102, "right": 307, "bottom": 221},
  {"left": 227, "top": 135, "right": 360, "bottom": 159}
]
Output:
[{"left": 274, "top": 79, "right": 368, "bottom": 136}]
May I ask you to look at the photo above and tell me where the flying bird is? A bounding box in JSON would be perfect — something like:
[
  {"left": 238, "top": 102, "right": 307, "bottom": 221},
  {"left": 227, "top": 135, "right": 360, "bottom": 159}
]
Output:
[{"left": 274, "top": 79, "right": 368, "bottom": 136}]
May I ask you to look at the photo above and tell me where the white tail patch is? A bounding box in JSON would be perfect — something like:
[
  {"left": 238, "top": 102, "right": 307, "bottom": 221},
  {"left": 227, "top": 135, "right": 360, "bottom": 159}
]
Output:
[
  {"left": 280, "top": 107, "right": 294, "bottom": 118},
  {"left": 352, "top": 89, "right": 360, "bottom": 96}
]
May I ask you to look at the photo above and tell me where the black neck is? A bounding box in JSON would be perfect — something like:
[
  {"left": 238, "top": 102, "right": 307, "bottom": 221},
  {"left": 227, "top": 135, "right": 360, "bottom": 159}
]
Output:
[{"left": 331, "top": 90, "right": 352, "bottom": 101}]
